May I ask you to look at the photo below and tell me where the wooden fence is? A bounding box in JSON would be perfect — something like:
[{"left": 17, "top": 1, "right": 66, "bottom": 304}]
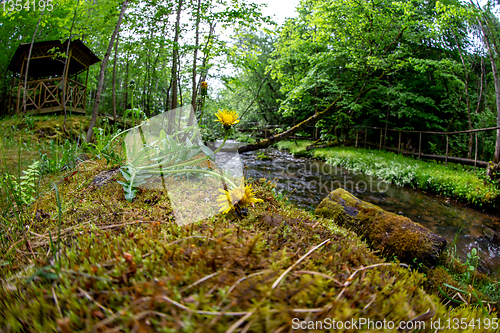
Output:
[{"left": 354, "top": 126, "right": 500, "bottom": 169}]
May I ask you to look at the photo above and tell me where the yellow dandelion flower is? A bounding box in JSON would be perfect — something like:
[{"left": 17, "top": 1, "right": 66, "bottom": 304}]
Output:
[
  {"left": 214, "top": 109, "right": 240, "bottom": 128},
  {"left": 242, "top": 181, "right": 263, "bottom": 206},
  {"left": 217, "top": 188, "right": 234, "bottom": 214},
  {"left": 216, "top": 178, "right": 263, "bottom": 214}
]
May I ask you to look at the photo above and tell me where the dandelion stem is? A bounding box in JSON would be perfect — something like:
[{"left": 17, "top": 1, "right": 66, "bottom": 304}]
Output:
[{"left": 213, "top": 134, "right": 228, "bottom": 155}]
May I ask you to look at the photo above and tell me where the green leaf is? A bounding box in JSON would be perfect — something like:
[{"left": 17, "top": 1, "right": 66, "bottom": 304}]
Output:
[
  {"left": 124, "top": 187, "right": 138, "bottom": 202},
  {"left": 39, "top": 272, "right": 59, "bottom": 280},
  {"left": 200, "top": 144, "right": 215, "bottom": 161},
  {"left": 119, "top": 167, "right": 132, "bottom": 181}
]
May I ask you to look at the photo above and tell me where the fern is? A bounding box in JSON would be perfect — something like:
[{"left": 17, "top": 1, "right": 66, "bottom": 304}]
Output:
[{"left": 0, "top": 161, "right": 41, "bottom": 206}]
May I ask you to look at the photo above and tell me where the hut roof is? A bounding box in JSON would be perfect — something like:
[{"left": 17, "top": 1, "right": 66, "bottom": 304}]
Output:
[{"left": 7, "top": 39, "right": 101, "bottom": 79}]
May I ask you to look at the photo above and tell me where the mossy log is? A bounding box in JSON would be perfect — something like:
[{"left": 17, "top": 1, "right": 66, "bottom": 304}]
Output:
[
  {"left": 315, "top": 188, "right": 446, "bottom": 266},
  {"left": 306, "top": 139, "right": 339, "bottom": 151}
]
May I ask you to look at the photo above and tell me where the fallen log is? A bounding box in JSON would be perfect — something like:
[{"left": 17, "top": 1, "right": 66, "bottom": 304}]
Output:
[
  {"left": 306, "top": 140, "right": 339, "bottom": 151},
  {"left": 237, "top": 96, "right": 343, "bottom": 153},
  {"left": 315, "top": 188, "right": 446, "bottom": 266}
]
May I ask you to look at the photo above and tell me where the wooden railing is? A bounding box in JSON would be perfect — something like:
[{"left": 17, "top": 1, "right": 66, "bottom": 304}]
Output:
[
  {"left": 354, "top": 126, "right": 500, "bottom": 169},
  {"left": 18, "top": 77, "right": 86, "bottom": 112}
]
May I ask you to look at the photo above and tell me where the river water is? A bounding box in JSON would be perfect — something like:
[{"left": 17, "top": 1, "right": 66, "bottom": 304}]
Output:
[{"left": 234, "top": 146, "right": 500, "bottom": 273}]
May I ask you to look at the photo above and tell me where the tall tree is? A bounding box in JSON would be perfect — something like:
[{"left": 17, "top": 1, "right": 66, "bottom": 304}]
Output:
[
  {"left": 62, "top": 3, "right": 79, "bottom": 133},
  {"left": 190, "top": 0, "right": 202, "bottom": 115},
  {"left": 86, "top": 0, "right": 129, "bottom": 143},
  {"left": 471, "top": 0, "right": 500, "bottom": 162},
  {"left": 112, "top": 32, "right": 120, "bottom": 123}
]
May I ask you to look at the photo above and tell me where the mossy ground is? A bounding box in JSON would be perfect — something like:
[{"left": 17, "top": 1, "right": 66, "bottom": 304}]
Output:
[
  {"left": 0, "top": 114, "right": 120, "bottom": 174},
  {"left": 0, "top": 153, "right": 498, "bottom": 332},
  {"left": 0, "top": 124, "right": 498, "bottom": 332}
]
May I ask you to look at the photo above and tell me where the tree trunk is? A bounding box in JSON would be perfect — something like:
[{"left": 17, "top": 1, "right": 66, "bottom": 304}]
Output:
[
  {"left": 86, "top": 0, "right": 129, "bottom": 143},
  {"left": 124, "top": 55, "right": 129, "bottom": 111},
  {"left": 189, "top": 0, "right": 201, "bottom": 126},
  {"left": 451, "top": 30, "right": 473, "bottom": 159},
  {"left": 112, "top": 32, "right": 119, "bottom": 123},
  {"left": 22, "top": 9, "right": 45, "bottom": 114},
  {"left": 384, "top": 77, "right": 390, "bottom": 147},
  {"left": 62, "top": 4, "right": 79, "bottom": 133},
  {"left": 195, "top": 22, "right": 216, "bottom": 113},
  {"left": 167, "top": 0, "right": 183, "bottom": 133},
  {"left": 315, "top": 188, "right": 446, "bottom": 266},
  {"left": 472, "top": 1, "right": 500, "bottom": 162}
]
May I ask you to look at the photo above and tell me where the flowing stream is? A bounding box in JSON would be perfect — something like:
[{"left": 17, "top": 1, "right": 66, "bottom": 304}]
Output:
[{"left": 229, "top": 144, "right": 500, "bottom": 273}]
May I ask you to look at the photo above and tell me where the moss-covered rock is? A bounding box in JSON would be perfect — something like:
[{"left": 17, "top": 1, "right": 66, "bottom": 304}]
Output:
[
  {"left": 315, "top": 188, "right": 447, "bottom": 266},
  {"left": 33, "top": 116, "right": 90, "bottom": 141},
  {"left": 256, "top": 152, "right": 273, "bottom": 161}
]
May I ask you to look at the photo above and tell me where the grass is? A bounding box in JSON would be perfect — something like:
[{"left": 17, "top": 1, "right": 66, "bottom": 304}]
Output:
[
  {"left": 276, "top": 140, "right": 500, "bottom": 208},
  {"left": 0, "top": 121, "right": 499, "bottom": 331}
]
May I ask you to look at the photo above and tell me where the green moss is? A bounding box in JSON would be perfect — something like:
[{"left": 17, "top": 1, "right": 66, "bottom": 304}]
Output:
[
  {"left": 0, "top": 138, "right": 498, "bottom": 331},
  {"left": 256, "top": 152, "right": 273, "bottom": 161},
  {"left": 316, "top": 188, "right": 446, "bottom": 266}
]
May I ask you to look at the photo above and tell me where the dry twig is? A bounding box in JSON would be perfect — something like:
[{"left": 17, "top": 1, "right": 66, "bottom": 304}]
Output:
[{"left": 272, "top": 239, "right": 331, "bottom": 290}]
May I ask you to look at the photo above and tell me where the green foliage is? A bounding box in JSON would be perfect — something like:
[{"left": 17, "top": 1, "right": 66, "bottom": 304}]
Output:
[
  {"left": 0, "top": 160, "right": 41, "bottom": 206},
  {"left": 324, "top": 147, "right": 500, "bottom": 207},
  {"left": 465, "top": 248, "right": 481, "bottom": 279},
  {"left": 23, "top": 116, "right": 37, "bottom": 130},
  {"left": 254, "top": 0, "right": 500, "bottom": 146},
  {"left": 256, "top": 151, "right": 272, "bottom": 161},
  {"left": 117, "top": 123, "right": 217, "bottom": 202},
  {"left": 118, "top": 164, "right": 150, "bottom": 202},
  {"left": 83, "top": 126, "right": 123, "bottom": 166}
]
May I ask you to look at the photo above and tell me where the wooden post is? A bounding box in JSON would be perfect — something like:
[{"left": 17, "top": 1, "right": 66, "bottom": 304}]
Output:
[
  {"left": 379, "top": 129, "right": 382, "bottom": 149},
  {"left": 418, "top": 132, "right": 422, "bottom": 161},
  {"left": 364, "top": 127, "right": 367, "bottom": 148},
  {"left": 398, "top": 131, "right": 401, "bottom": 154},
  {"left": 8, "top": 78, "right": 14, "bottom": 114},
  {"left": 38, "top": 81, "right": 42, "bottom": 109},
  {"left": 475, "top": 132, "right": 478, "bottom": 170},
  {"left": 356, "top": 132, "right": 358, "bottom": 148},
  {"left": 84, "top": 68, "right": 90, "bottom": 110},
  {"left": 445, "top": 135, "right": 449, "bottom": 166},
  {"left": 63, "top": 48, "right": 73, "bottom": 109},
  {"left": 16, "top": 57, "right": 26, "bottom": 114}
]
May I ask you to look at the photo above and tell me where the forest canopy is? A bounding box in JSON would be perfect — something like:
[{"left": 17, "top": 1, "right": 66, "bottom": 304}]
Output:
[{"left": 2, "top": 0, "right": 500, "bottom": 160}]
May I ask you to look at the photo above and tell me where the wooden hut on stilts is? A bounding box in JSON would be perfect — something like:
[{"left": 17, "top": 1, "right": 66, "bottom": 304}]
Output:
[{"left": 7, "top": 39, "right": 100, "bottom": 115}]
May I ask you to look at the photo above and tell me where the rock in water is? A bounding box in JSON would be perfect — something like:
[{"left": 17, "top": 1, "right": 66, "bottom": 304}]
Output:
[{"left": 315, "top": 188, "right": 446, "bottom": 266}]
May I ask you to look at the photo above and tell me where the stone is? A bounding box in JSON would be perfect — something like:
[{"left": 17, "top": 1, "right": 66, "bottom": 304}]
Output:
[{"left": 315, "top": 188, "right": 446, "bottom": 266}]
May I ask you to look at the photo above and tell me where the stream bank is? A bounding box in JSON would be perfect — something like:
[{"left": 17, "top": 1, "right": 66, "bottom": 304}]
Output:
[
  {"left": 239, "top": 145, "right": 500, "bottom": 274},
  {"left": 277, "top": 140, "right": 500, "bottom": 209}
]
